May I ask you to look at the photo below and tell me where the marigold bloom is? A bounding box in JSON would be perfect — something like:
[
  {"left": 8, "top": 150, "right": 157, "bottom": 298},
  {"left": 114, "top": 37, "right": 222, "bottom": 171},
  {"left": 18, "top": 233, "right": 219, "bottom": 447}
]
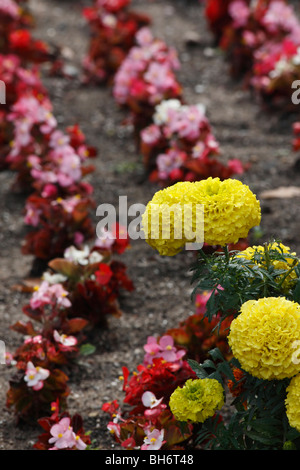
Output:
[
  {"left": 285, "top": 374, "right": 300, "bottom": 432},
  {"left": 237, "top": 242, "right": 298, "bottom": 290},
  {"left": 169, "top": 378, "right": 224, "bottom": 423},
  {"left": 142, "top": 177, "right": 261, "bottom": 255},
  {"left": 228, "top": 297, "right": 300, "bottom": 380}
]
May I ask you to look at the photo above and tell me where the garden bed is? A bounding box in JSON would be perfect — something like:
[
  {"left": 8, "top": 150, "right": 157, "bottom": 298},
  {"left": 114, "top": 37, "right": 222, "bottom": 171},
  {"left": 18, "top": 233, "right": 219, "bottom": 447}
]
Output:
[{"left": 1, "top": 0, "right": 300, "bottom": 450}]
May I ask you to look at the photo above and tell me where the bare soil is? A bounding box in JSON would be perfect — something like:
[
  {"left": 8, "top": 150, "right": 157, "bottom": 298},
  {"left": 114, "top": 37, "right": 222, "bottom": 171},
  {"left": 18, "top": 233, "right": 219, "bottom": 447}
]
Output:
[{"left": 1, "top": 0, "right": 300, "bottom": 450}]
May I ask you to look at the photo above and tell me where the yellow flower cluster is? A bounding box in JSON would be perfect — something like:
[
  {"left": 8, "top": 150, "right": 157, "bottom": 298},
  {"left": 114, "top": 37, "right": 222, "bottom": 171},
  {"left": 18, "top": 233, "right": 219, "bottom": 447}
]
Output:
[
  {"left": 142, "top": 177, "right": 261, "bottom": 256},
  {"left": 169, "top": 378, "right": 224, "bottom": 423},
  {"left": 285, "top": 374, "right": 300, "bottom": 432},
  {"left": 237, "top": 242, "right": 298, "bottom": 290},
  {"left": 228, "top": 297, "right": 300, "bottom": 380}
]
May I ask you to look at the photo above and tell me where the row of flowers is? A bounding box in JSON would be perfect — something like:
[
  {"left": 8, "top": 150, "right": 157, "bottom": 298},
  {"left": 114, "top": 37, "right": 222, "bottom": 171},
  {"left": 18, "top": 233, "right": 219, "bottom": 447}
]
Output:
[
  {"left": 205, "top": 0, "right": 300, "bottom": 109},
  {"left": 85, "top": 1, "right": 300, "bottom": 450},
  {"left": 1, "top": 0, "right": 134, "bottom": 450},
  {"left": 82, "top": 0, "right": 246, "bottom": 186}
]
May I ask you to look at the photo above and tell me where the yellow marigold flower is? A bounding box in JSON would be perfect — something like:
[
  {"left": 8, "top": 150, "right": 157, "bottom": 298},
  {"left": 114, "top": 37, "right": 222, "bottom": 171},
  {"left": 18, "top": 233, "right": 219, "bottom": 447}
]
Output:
[
  {"left": 237, "top": 242, "right": 298, "bottom": 290},
  {"left": 169, "top": 378, "right": 224, "bottom": 423},
  {"left": 228, "top": 297, "right": 300, "bottom": 380},
  {"left": 142, "top": 177, "right": 261, "bottom": 256},
  {"left": 285, "top": 374, "right": 300, "bottom": 432}
]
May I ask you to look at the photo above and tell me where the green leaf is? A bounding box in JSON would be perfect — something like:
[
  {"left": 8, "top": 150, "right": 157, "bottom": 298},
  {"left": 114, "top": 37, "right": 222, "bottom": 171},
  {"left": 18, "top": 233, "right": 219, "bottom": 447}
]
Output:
[
  {"left": 187, "top": 359, "right": 209, "bottom": 378},
  {"left": 79, "top": 343, "right": 96, "bottom": 356}
]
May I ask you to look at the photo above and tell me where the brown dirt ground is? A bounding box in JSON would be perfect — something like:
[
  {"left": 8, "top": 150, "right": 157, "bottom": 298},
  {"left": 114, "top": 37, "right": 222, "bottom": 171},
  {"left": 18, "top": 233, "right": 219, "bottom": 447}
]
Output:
[{"left": 1, "top": 0, "right": 300, "bottom": 450}]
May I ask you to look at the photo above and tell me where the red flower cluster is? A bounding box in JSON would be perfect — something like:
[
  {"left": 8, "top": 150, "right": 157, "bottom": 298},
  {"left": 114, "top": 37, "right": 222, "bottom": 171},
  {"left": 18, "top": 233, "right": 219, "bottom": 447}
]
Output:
[
  {"left": 0, "top": 0, "right": 51, "bottom": 64},
  {"left": 82, "top": 0, "right": 151, "bottom": 84}
]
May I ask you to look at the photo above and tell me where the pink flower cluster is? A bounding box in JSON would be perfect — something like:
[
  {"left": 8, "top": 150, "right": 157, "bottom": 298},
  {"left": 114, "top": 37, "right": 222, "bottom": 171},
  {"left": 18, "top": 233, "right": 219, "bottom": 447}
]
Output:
[
  {"left": 206, "top": 0, "right": 300, "bottom": 105},
  {"left": 140, "top": 99, "right": 244, "bottom": 184},
  {"left": 0, "top": 0, "right": 20, "bottom": 21},
  {"left": 30, "top": 281, "right": 71, "bottom": 310},
  {"left": 82, "top": 0, "right": 150, "bottom": 84},
  {"left": 113, "top": 27, "right": 182, "bottom": 131},
  {"left": 143, "top": 334, "right": 186, "bottom": 366},
  {"left": 6, "top": 95, "right": 94, "bottom": 192},
  {"left": 49, "top": 417, "right": 87, "bottom": 450}
]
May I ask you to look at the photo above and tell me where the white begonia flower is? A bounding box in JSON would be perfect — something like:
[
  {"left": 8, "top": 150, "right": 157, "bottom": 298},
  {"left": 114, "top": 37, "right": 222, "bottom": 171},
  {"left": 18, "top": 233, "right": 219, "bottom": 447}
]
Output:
[
  {"left": 42, "top": 272, "right": 68, "bottom": 285},
  {"left": 142, "top": 391, "right": 163, "bottom": 408},
  {"left": 64, "top": 245, "right": 90, "bottom": 265},
  {"left": 88, "top": 251, "right": 103, "bottom": 264},
  {"left": 153, "top": 99, "right": 182, "bottom": 125}
]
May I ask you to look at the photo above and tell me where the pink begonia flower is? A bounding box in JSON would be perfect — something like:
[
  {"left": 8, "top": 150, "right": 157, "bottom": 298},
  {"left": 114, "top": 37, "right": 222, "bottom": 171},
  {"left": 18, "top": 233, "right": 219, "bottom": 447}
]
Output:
[
  {"left": 144, "top": 61, "right": 174, "bottom": 90},
  {"left": 94, "top": 229, "right": 115, "bottom": 250},
  {"left": 49, "top": 417, "right": 74, "bottom": 449},
  {"left": 135, "top": 27, "right": 153, "bottom": 47},
  {"left": 140, "top": 124, "right": 161, "bottom": 145},
  {"left": 0, "top": 0, "right": 20, "bottom": 19},
  {"left": 27, "top": 154, "right": 41, "bottom": 169},
  {"left": 228, "top": 0, "right": 250, "bottom": 29},
  {"left": 262, "top": 1, "right": 299, "bottom": 36},
  {"left": 142, "top": 391, "right": 163, "bottom": 409},
  {"left": 164, "top": 104, "right": 206, "bottom": 141},
  {"left": 5, "top": 352, "right": 16, "bottom": 366},
  {"left": 41, "top": 183, "right": 58, "bottom": 199},
  {"left": 143, "top": 336, "right": 162, "bottom": 363},
  {"left": 143, "top": 335, "right": 185, "bottom": 365},
  {"left": 24, "top": 202, "right": 42, "bottom": 227},
  {"left": 49, "top": 417, "right": 87, "bottom": 450},
  {"left": 141, "top": 428, "right": 165, "bottom": 450},
  {"left": 53, "top": 330, "right": 77, "bottom": 347},
  {"left": 205, "top": 133, "right": 219, "bottom": 152},
  {"left": 48, "top": 284, "right": 72, "bottom": 308},
  {"left": 16, "top": 67, "right": 42, "bottom": 88},
  {"left": 24, "top": 361, "right": 50, "bottom": 391},
  {"left": 156, "top": 148, "right": 184, "bottom": 180},
  {"left": 158, "top": 335, "right": 183, "bottom": 363},
  {"left": 56, "top": 149, "right": 82, "bottom": 186},
  {"left": 195, "top": 291, "right": 212, "bottom": 314},
  {"left": 24, "top": 335, "right": 43, "bottom": 345},
  {"left": 52, "top": 195, "right": 82, "bottom": 214},
  {"left": 49, "top": 130, "right": 70, "bottom": 149},
  {"left": 242, "top": 30, "right": 258, "bottom": 48},
  {"left": 30, "top": 281, "right": 71, "bottom": 310},
  {"left": 30, "top": 168, "right": 57, "bottom": 185},
  {"left": 192, "top": 141, "right": 205, "bottom": 159}
]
